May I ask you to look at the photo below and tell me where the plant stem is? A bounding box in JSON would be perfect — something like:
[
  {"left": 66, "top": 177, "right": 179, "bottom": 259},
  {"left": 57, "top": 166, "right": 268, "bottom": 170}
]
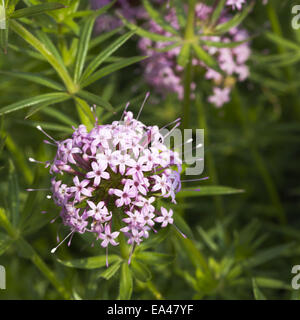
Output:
[
  {"left": 182, "top": 0, "right": 197, "bottom": 129},
  {"left": 195, "top": 95, "right": 225, "bottom": 220},
  {"left": 232, "top": 89, "right": 286, "bottom": 225},
  {"left": 266, "top": 3, "right": 300, "bottom": 119}
]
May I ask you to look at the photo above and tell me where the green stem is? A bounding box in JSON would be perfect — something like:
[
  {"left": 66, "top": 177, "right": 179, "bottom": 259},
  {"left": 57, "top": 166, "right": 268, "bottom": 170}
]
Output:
[
  {"left": 232, "top": 89, "right": 286, "bottom": 225},
  {"left": 182, "top": 0, "right": 196, "bottom": 129},
  {"left": 195, "top": 95, "right": 225, "bottom": 220},
  {"left": 10, "top": 20, "right": 77, "bottom": 94},
  {"left": 266, "top": 3, "right": 300, "bottom": 119},
  {"left": 0, "top": 208, "right": 72, "bottom": 299}
]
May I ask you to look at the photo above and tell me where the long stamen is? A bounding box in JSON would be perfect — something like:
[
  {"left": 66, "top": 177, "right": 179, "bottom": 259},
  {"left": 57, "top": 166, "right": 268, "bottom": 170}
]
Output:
[
  {"left": 36, "top": 125, "right": 58, "bottom": 145},
  {"left": 106, "top": 246, "right": 109, "bottom": 268},
  {"left": 29, "top": 157, "right": 50, "bottom": 167},
  {"left": 120, "top": 102, "right": 130, "bottom": 121},
  {"left": 90, "top": 104, "right": 98, "bottom": 124},
  {"left": 181, "top": 177, "right": 209, "bottom": 183},
  {"left": 173, "top": 224, "right": 187, "bottom": 238},
  {"left": 163, "top": 122, "right": 181, "bottom": 140},
  {"left": 183, "top": 157, "right": 204, "bottom": 164},
  {"left": 67, "top": 232, "right": 75, "bottom": 247},
  {"left": 128, "top": 243, "right": 136, "bottom": 265},
  {"left": 51, "top": 230, "right": 74, "bottom": 253},
  {"left": 160, "top": 117, "right": 181, "bottom": 131},
  {"left": 136, "top": 92, "right": 150, "bottom": 120},
  {"left": 43, "top": 140, "right": 57, "bottom": 147},
  {"left": 26, "top": 188, "right": 50, "bottom": 192}
]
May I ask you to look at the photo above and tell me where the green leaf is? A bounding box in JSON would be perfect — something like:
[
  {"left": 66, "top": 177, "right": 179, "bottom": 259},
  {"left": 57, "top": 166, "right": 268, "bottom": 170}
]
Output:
[
  {"left": 8, "top": 160, "right": 19, "bottom": 227},
  {"left": 179, "top": 238, "right": 209, "bottom": 274},
  {"left": 265, "top": 32, "right": 300, "bottom": 51},
  {"left": 73, "top": 15, "right": 96, "bottom": 83},
  {"left": 192, "top": 43, "right": 222, "bottom": 73},
  {"left": 41, "top": 106, "right": 77, "bottom": 127},
  {"left": 177, "top": 185, "right": 244, "bottom": 198},
  {"left": 120, "top": 15, "right": 179, "bottom": 42},
  {"left": 0, "top": 232, "right": 12, "bottom": 256},
  {"left": 177, "top": 43, "right": 190, "bottom": 67},
  {"left": 131, "top": 260, "right": 151, "bottom": 283},
  {"left": 0, "top": 71, "right": 64, "bottom": 91},
  {"left": 173, "top": 0, "right": 186, "bottom": 28},
  {"left": 74, "top": 96, "right": 96, "bottom": 129},
  {"left": 135, "top": 226, "right": 170, "bottom": 252},
  {"left": 244, "top": 243, "right": 294, "bottom": 268},
  {"left": 89, "top": 27, "right": 122, "bottom": 50},
  {"left": 255, "top": 277, "right": 290, "bottom": 290},
  {"left": 199, "top": 37, "right": 250, "bottom": 49},
  {"left": 81, "top": 56, "right": 147, "bottom": 88},
  {"left": 197, "top": 226, "right": 218, "bottom": 252},
  {"left": 134, "top": 251, "right": 174, "bottom": 266},
  {"left": 77, "top": 90, "right": 114, "bottom": 113},
  {"left": 99, "top": 260, "right": 122, "bottom": 280},
  {"left": 81, "top": 31, "right": 135, "bottom": 82},
  {"left": 252, "top": 278, "right": 267, "bottom": 300},
  {"left": 173, "top": 213, "right": 194, "bottom": 239},
  {"left": 0, "top": 5, "right": 8, "bottom": 54},
  {"left": 215, "top": 2, "right": 254, "bottom": 34},
  {"left": 118, "top": 262, "right": 133, "bottom": 300},
  {"left": 10, "top": 20, "right": 75, "bottom": 92},
  {"left": 0, "top": 92, "right": 70, "bottom": 115},
  {"left": 142, "top": 0, "right": 179, "bottom": 36},
  {"left": 57, "top": 254, "right": 121, "bottom": 269},
  {"left": 210, "top": 0, "right": 226, "bottom": 25},
  {"left": 10, "top": 3, "right": 65, "bottom": 19}
]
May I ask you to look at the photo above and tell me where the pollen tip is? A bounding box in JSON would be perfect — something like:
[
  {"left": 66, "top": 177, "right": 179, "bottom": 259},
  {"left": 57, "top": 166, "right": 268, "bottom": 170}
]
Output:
[
  {"left": 50, "top": 248, "right": 57, "bottom": 254},
  {"left": 28, "top": 157, "right": 35, "bottom": 162},
  {"left": 36, "top": 125, "right": 42, "bottom": 131}
]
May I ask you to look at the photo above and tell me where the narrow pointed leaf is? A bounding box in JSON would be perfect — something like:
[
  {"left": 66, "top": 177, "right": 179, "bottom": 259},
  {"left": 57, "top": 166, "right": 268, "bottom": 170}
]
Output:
[
  {"left": 74, "top": 15, "right": 96, "bottom": 83},
  {"left": 173, "top": 0, "right": 186, "bottom": 28},
  {"left": 57, "top": 254, "right": 121, "bottom": 269},
  {"left": 177, "top": 185, "right": 244, "bottom": 198},
  {"left": 10, "top": 3, "right": 65, "bottom": 19},
  {"left": 89, "top": 27, "right": 122, "bottom": 50},
  {"left": 177, "top": 43, "right": 190, "bottom": 67},
  {"left": 81, "top": 56, "right": 147, "bottom": 88},
  {"left": 0, "top": 92, "right": 70, "bottom": 115},
  {"left": 82, "top": 30, "right": 135, "bottom": 81},
  {"left": 192, "top": 43, "right": 223, "bottom": 73},
  {"left": 0, "top": 232, "right": 12, "bottom": 256},
  {"left": 215, "top": 3, "right": 254, "bottom": 34},
  {"left": 210, "top": 0, "right": 226, "bottom": 25},
  {"left": 10, "top": 20, "right": 75, "bottom": 91},
  {"left": 0, "top": 71, "right": 64, "bottom": 91},
  {"left": 131, "top": 260, "right": 151, "bottom": 282},
  {"left": 120, "top": 15, "right": 179, "bottom": 42},
  {"left": 99, "top": 260, "right": 122, "bottom": 280},
  {"left": 252, "top": 278, "right": 267, "bottom": 300},
  {"left": 135, "top": 252, "right": 174, "bottom": 266},
  {"left": 142, "top": 0, "right": 179, "bottom": 35},
  {"left": 77, "top": 90, "right": 114, "bottom": 113},
  {"left": 118, "top": 262, "right": 133, "bottom": 300},
  {"left": 199, "top": 37, "right": 250, "bottom": 49},
  {"left": 74, "top": 96, "right": 96, "bottom": 129}
]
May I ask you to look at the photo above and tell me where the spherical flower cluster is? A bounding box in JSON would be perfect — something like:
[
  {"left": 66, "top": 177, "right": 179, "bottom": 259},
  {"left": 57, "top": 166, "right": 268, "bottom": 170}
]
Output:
[{"left": 40, "top": 109, "right": 182, "bottom": 263}]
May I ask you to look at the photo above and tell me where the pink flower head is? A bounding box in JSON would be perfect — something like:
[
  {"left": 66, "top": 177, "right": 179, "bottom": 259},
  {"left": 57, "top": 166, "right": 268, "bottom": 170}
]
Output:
[{"left": 39, "top": 103, "right": 185, "bottom": 264}]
